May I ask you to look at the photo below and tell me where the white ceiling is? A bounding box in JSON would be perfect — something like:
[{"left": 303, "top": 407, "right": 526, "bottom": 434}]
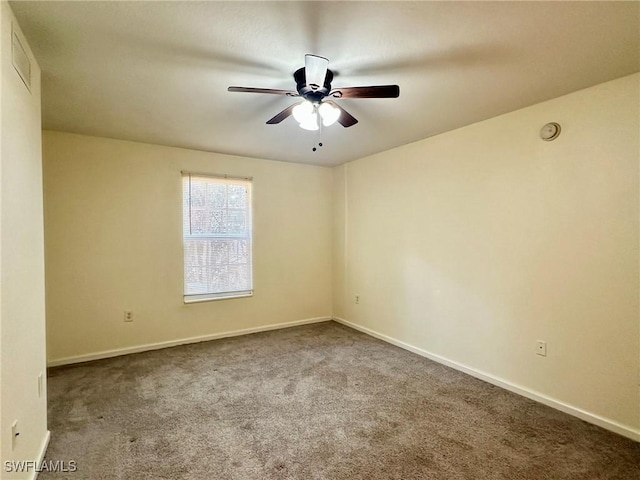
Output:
[{"left": 10, "top": 1, "right": 640, "bottom": 167}]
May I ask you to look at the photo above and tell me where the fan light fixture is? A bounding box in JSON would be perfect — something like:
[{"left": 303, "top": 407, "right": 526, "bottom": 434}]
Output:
[{"left": 292, "top": 100, "right": 340, "bottom": 130}]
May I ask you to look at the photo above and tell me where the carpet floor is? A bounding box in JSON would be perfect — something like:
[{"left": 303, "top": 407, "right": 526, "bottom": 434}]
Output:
[{"left": 42, "top": 321, "right": 639, "bottom": 479}]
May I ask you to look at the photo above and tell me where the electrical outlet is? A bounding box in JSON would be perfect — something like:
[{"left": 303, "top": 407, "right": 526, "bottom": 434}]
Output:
[
  {"left": 355, "top": 295, "right": 360, "bottom": 304},
  {"left": 11, "top": 420, "right": 19, "bottom": 450},
  {"left": 124, "top": 311, "right": 133, "bottom": 322},
  {"left": 536, "top": 340, "right": 547, "bottom": 357},
  {"left": 38, "top": 372, "right": 43, "bottom": 398}
]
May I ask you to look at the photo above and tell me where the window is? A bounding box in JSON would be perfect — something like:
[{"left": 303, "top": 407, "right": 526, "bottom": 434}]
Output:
[{"left": 182, "top": 173, "right": 253, "bottom": 302}]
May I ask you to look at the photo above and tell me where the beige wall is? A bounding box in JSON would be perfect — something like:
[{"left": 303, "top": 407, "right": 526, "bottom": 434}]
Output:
[
  {"left": 42, "top": 75, "right": 639, "bottom": 439},
  {"left": 332, "top": 164, "right": 347, "bottom": 319},
  {"left": 43, "top": 132, "right": 333, "bottom": 363},
  {"left": 333, "top": 74, "right": 639, "bottom": 438},
  {"left": 0, "top": 1, "right": 49, "bottom": 476}
]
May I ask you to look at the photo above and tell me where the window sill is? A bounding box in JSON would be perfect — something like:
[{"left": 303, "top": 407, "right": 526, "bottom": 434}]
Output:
[{"left": 183, "top": 292, "right": 253, "bottom": 304}]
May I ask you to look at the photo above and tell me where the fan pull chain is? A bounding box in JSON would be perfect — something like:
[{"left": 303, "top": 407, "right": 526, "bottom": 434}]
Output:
[{"left": 312, "top": 120, "right": 324, "bottom": 152}]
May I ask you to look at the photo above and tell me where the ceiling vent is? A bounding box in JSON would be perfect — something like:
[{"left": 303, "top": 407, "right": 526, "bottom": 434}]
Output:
[{"left": 12, "top": 24, "right": 31, "bottom": 92}]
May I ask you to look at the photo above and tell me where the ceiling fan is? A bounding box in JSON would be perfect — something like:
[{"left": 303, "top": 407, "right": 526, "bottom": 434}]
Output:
[{"left": 228, "top": 54, "right": 400, "bottom": 131}]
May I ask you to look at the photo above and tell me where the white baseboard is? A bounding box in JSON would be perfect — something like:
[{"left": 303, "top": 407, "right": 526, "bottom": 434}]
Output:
[
  {"left": 333, "top": 316, "right": 640, "bottom": 443},
  {"left": 31, "top": 430, "right": 51, "bottom": 480},
  {"left": 48, "top": 316, "right": 332, "bottom": 367}
]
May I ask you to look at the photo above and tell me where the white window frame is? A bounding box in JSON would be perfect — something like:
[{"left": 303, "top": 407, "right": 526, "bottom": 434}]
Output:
[{"left": 182, "top": 172, "right": 253, "bottom": 303}]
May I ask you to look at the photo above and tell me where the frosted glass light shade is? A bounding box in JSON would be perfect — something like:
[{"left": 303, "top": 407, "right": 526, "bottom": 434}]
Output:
[
  {"left": 318, "top": 102, "right": 340, "bottom": 126},
  {"left": 299, "top": 113, "right": 319, "bottom": 131},
  {"left": 292, "top": 101, "right": 314, "bottom": 123}
]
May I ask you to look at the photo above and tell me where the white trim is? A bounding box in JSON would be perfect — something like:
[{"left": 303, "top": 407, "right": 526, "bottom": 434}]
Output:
[
  {"left": 30, "top": 430, "right": 51, "bottom": 480},
  {"left": 183, "top": 291, "right": 253, "bottom": 303},
  {"left": 47, "top": 317, "right": 332, "bottom": 367},
  {"left": 333, "top": 316, "right": 640, "bottom": 443}
]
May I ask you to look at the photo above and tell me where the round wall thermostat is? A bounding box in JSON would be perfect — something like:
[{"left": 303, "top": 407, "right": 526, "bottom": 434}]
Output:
[{"left": 540, "top": 122, "right": 561, "bottom": 141}]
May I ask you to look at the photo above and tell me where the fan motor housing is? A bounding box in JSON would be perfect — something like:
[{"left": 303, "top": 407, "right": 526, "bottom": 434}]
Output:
[{"left": 294, "top": 68, "right": 334, "bottom": 102}]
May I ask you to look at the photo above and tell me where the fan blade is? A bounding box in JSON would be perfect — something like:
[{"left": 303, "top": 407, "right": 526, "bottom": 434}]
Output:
[
  {"left": 305, "top": 54, "right": 329, "bottom": 89},
  {"left": 266, "top": 103, "right": 300, "bottom": 124},
  {"left": 330, "top": 85, "right": 400, "bottom": 99},
  {"left": 228, "top": 86, "right": 298, "bottom": 96},
  {"left": 325, "top": 100, "right": 358, "bottom": 128}
]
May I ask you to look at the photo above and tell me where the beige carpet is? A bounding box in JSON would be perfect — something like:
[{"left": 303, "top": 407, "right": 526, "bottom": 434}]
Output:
[{"left": 42, "top": 321, "right": 638, "bottom": 479}]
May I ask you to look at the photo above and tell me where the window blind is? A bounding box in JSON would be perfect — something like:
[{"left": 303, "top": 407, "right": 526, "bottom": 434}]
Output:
[{"left": 182, "top": 173, "right": 253, "bottom": 302}]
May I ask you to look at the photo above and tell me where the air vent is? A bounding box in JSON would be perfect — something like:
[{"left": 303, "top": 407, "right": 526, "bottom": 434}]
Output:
[{"left": 12, "top": 23, "right": 31, "bottom": 92}]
